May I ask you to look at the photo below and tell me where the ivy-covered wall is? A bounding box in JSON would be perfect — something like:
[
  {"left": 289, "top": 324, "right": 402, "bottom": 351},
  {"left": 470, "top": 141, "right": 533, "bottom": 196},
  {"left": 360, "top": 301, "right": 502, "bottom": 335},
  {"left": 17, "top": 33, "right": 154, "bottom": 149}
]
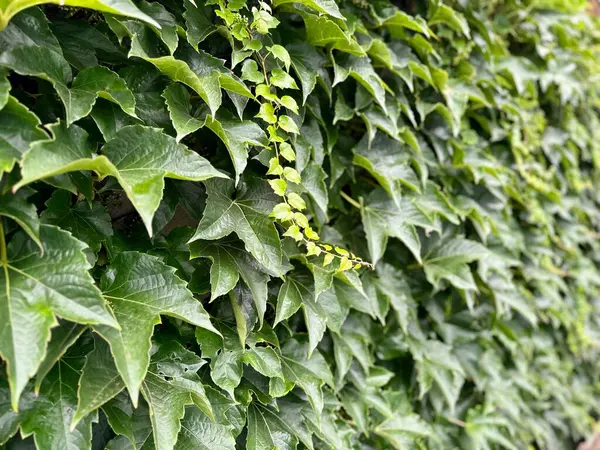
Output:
[{"left": 0, "top": 0, "right": 599, "bottom": 448}]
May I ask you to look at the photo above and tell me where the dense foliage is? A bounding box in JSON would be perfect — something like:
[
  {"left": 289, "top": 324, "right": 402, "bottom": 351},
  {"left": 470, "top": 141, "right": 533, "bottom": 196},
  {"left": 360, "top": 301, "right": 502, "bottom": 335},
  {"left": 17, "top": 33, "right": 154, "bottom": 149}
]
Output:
[{"left": 0, "top": 0, "right": 599, "bottom": 448}]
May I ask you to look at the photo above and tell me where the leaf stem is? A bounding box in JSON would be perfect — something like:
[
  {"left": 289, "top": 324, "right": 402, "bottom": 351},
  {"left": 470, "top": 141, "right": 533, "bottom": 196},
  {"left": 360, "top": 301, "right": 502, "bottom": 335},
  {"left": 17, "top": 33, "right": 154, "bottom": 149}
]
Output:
[
  {"left": 445, "top": 416, "right": 466, "bottom": 427},
  {"left": 0, "top": 219, "right": 7, "bottom": 266},
  {"left": 340, "top": 191, "right": 361, "bottom": 210}
]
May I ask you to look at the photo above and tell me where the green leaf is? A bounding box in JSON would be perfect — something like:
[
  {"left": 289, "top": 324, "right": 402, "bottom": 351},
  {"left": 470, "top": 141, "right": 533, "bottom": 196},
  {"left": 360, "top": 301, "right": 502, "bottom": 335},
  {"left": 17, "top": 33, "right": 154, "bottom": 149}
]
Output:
[
  {"left": 333, "top": 54, "right": 388, "bottom": 110},
  {"left": 94, "top": 252, "right": 218, "bottom": 406},
  {"left": 190, "top": 237, "right": 269, "bottom": 323},
  {"left": 361, "top": 189, "right": 437, "bottom": 264},
  {"left": 138, "top": 0, "right": 179, "bottom": 54},
  {"left": 18, "top": 341, "right": 97, "bottom": 450},
  {"left": 289, "top": 42, "right": 330, "bottom": 104},
  {"left": 270, "top": 68, "right": 298, "bottom": 89},
  {"left": 0, "top": 189, "right": 41, "bottom": 251},
  {"left": 269, "top": 44, "right": 291, "bottom": 71},
  {"left": 176, "top": 404, "right": 236, "bottom": 450},
  {"left": 41, "top": 190, "right": 113, "bottom": 255},
  {"left": 244, "top": 346, "right": 283, "bottom": 380},
  {"left": 66, "top": 65, "right": 137, "bottom": 125},
  {"left": 162, "top": 83, "right": 205, "bottom": 141},
  {"left": 0, "top": 225, "right": 118, "bottom": 410},
  {"left": 16, "top": 123, "right": 225, "bottom": 236},
  {"left": 279, "top": 115, "right": 299, "bottom": 134},
  {"left": 278, "top": 338, "right": 333, "bottom": 416},
  {"left": 246, "top": 402, "right": 297, "bottom": 450},
  {"left": 210, "top": 349, "right": 243, "bottom": 398},
  {"left": 183, "top": 0, "right": 217, "bottom": 49},
  {"left": 275, "top": 268, "right": 326, "bottom": 357},
  {"left": 422, "top": 237, "right": 488, "bottom": 291},
  {"left": 273, "top": 0, "right": 343, "bottom": 19},
  {"left": 413, "top": 340, "right": 465, "bottom": 413},
  {"left": 241, "top": 59, "right": 265, "bottom": 84},
  {"left": 374, "top": 414, "right": 432, "bottom": 449},
  {"left": 0, "top": 69, "right": 8, "bottom": 110},
  {"left": 190, "top": 178, "right": 283, "bottom": 275},
  {"left": 0, "top": 96, "right": 46, "bottom": 178},
  {"left": 0, "top": 0, "right": 159, "bottom": 32},
  {"left": 73, "top": 336, "right": 124, "bottom": 428},
  {"left": 301, "top": 13, "right": 365, "bottom": 56},
  {"left": 353, "top": 133, "right": 419, "bottom": 207},
  {"left": 33, "top": 321, "right": 85, "bottom": 394}
]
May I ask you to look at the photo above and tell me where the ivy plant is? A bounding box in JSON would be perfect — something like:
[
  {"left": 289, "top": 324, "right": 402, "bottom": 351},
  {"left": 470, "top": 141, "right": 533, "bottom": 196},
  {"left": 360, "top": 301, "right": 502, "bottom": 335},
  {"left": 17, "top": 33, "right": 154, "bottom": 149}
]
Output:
[{"left": 0, "top": 0, "right": 599, "bottom": 448}]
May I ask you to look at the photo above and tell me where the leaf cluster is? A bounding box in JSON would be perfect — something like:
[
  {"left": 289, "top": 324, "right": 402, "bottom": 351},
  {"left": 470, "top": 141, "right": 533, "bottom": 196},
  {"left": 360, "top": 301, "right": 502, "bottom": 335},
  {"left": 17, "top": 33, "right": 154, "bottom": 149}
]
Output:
[{"left": 0, "top": 0, "right": 599, "bottom": 449}]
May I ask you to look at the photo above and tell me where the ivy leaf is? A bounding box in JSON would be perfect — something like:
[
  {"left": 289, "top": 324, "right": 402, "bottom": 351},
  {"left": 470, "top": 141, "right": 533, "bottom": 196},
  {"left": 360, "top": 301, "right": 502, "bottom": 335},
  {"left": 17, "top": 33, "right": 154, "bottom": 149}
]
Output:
[
  {"left": 73, "top": 336, "right": 124, "bottom": 428},
  {"left": 353, "top": 133, "right": 420, "bottom": 207},
  {"left": 140, "top": 339, "right": 213, "bottom": 450},
  {"left": 184, "top": 0, "right": 217, "bottom": 49},
  {"left": 275, "top": 268, "right": 326, "bottom": 357},
  {"left": 0, "top": 96, "right": 46, "bottom": 178},
  {"left": 34, "top": 321, "right": 85, "bottom": 394},
  {"left": 138, "top": 0, "right": 179, "bottom": 54},
  {"left": 190, "top": 178, "right": 283, "bottom": 276},
  {"left": 41, "top": 190, "right": 113, "bottom": 255},
  {"left": 247, "top": 402, "right": 297, "bottom": 450},
  {"left": 103, "top": 393, "right": 154, "bottom": 449},
  {"left": 163, "top": 84, "right": 267, "bottom": 182},
  {"left": 273, "top": 0, "right": 343, "bottom": 19},
  {"left": 361, "top": 189, "right": 437, "bottom": 264},
  {"left": 176, "top": 404, "right": 236, "bottom": 450},
  {"left": 66, "top": 65, "right": 137, "bottom": 124},
  {"left": 16, "top": 339, "right": 97, "bottom": 450},
  {"left": 464, "top": 408, "right": 518, "bottom": 450},
  {"left": 94, "top": 252, "right": 218, "bottom": 407},
  {"left": 374, "top": 414, "right": 432, "bottom": 449},
  {"left": 0, "top": 189, "right": 41, "bottom": 251},
  {"left": 332, "top": 54, "right": 388, "bottom": 110},
  {"left": 278, "top": 338, "right": 333, "bottom": 416},
  {"left": 16, "top": 123, "right": 226, "bottom": 236},
  {"left": 0, "top": 225, "right": 118, "bottom": 410},
  {"left": 413, "top": 340, "right": 465, "bottom": 413},
  {"left": 422, "top": 237, "right": 488, "bottom": 291},
  {"left": 190, "top": 237, "right": 269, "bottom": 325},
  {"left": 301, "top": 13, "right": 365, "bottom": 56},
  {"left": 289, "top": 42, "right": 330, "bottom": 105},
  {"left": 0, "top": 69, "right": 8, "bottom": 109},
  {"left": 0, "top": 0, "right": 159, "bottom": 30}
]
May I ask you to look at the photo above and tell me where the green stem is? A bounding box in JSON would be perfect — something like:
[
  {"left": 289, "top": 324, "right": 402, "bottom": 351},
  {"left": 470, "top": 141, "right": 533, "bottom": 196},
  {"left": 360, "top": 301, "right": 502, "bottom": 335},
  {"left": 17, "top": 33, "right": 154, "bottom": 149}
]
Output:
[
  {"left": 340, "top": 191, "right": 361, "bottom": 210},
  {"left": 0, "top": 219, "right": 7, "bottom": 266}
]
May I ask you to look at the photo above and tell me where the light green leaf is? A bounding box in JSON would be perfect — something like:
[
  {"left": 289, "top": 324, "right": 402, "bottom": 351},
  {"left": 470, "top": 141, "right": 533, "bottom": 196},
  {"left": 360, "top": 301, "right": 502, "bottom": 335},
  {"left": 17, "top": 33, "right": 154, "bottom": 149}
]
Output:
[
  {"left": 301, "top": 13, "right": 365, "bottom": 56},
  {"left": 270, "top": 68, "right": 298, "bottom": 89},
  {"left": 190, "top": 178, "right": 283, "bottom": 276},
  {"left": 0, "top": 225, "right": 118, "bottom": 410},
  {"left": 269, "top": 44, "right": 291, "bottom": 71}
]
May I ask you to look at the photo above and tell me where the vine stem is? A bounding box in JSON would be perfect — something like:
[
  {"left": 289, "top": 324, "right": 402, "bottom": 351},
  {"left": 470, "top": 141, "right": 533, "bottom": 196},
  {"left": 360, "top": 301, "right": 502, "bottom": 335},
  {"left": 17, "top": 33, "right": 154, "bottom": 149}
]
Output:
[
  {"left": 445, "top": 416, "right": 466, "bottom": 428},
  {"left": 0, "top": 219, "right": 7, "bottom": 266},
  {"left": 340, "top": 191, "right": 361, "bottom": 210}
]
